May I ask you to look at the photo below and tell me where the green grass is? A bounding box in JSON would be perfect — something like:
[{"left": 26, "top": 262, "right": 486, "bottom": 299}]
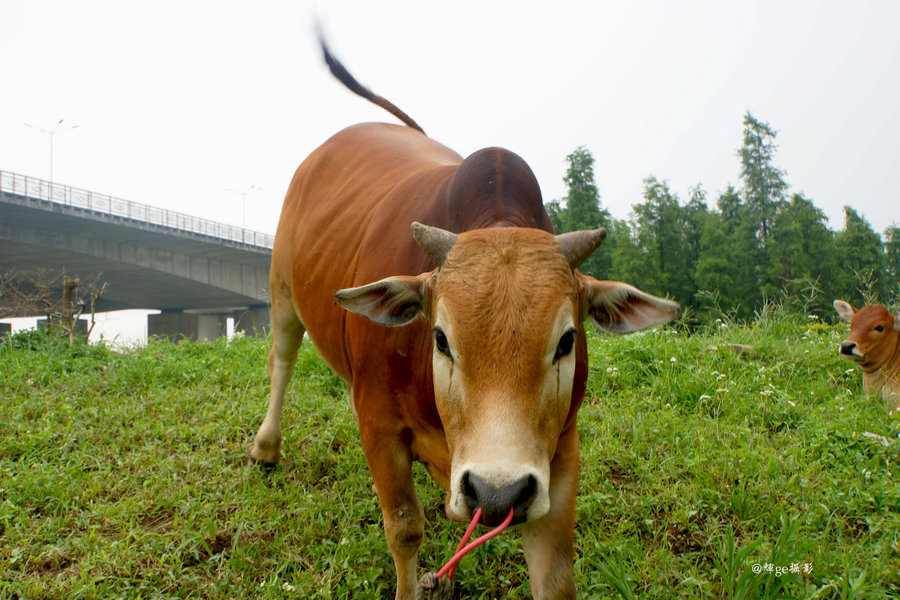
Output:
[{"left": 1, "top": 312, "right": 898, "bottom": 599}]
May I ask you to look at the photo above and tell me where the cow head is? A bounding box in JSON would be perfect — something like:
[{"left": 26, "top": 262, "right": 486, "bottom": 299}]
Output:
[
  {"left": 336, "top": 223, "right": 679, "bottom": 525},
  {"left": 834, "top": 300, "right": 900, "bottom": 371}
]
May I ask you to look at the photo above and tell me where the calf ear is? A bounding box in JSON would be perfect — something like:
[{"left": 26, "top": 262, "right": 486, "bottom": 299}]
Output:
[
  {"left": 833, "top": 300, "right": 856, "bottom": 323},
  {"left": 583, "top": 276, "right": 680, "bottom": 334},
  {"left": 335, "top": 274, "right": 428, "bottom": 327}
]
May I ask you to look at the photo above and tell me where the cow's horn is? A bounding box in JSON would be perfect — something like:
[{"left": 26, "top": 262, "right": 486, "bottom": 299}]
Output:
[
  {"left": 556, "top": 227, "right": 607, "bottom": 269},
  {"left": 411, "top": 222, "right": 458, "bottom": 267}
]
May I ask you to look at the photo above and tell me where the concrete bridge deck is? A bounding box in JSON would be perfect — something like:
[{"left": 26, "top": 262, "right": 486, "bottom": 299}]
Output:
[{"left": 0, "top": 170, "right": 273, "bottom": 340}]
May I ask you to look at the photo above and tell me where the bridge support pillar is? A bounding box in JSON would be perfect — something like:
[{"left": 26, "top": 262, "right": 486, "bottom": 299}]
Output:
[
  {"left": 233, "top": 305, "right": 270, "bottom": 337},
  {"left": 0, "top": 323, "right": 10, "bottom": 339},
  {"left": 148, "top": 311, "right": 226, "bottom": 343}
]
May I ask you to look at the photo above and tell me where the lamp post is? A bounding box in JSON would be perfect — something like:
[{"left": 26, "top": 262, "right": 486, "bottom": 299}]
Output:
[
  {"left": 25, "top": 119, "right": 80, "bottom": 183},
  {"left": 225, "top": 185, "right": 261, "bottom": 230}
]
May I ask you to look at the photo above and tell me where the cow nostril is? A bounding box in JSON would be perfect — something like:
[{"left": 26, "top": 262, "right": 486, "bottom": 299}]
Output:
[
  {"left": 460, "top": 471, "right": 537, "bottom": 525},
  {"left": 840, "top": 342, "right": 857, "bottom": 355}
]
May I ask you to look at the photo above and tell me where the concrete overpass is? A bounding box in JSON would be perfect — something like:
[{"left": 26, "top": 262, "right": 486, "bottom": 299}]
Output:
[{"left": 0, "top": 170, "right": 273, "bottom": 341}]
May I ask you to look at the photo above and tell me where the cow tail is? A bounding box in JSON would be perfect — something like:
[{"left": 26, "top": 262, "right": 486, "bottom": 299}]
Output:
[{"left": 319, "top": 36, "right": 427, "bottom": 136}]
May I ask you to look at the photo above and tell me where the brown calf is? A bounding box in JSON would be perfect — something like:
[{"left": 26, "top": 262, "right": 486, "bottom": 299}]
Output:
[{"left": 834, "top": 300, "right": 900, "bottom": 409}]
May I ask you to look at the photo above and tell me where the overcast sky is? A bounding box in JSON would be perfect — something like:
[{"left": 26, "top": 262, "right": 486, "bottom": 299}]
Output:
[{"left": 2, "top": 0, "right": 899, "bottom": 238}]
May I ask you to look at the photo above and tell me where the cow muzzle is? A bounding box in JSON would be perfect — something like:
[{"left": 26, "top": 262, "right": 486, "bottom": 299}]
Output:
[
  {"left": 461, "top": 471, "right": 537, "bottom": 525},
  {"left": 449, "top": 465, "right": 550, "bottom": 526},
  {"left": 841, "top": 341, "right": 862, "bottom": 359}
]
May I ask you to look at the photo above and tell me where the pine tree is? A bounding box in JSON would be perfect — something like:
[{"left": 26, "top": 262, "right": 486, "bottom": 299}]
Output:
[
  {"left": 711, "top": 186, "right": 761, "bottom": 318},
  {"left": 766, "top": 193, "right": 836, "bottom": 315},
  {"left": 608, "top": 220, "right": 644, "bottom": 284},
  {"left": 548, "top": 146, "right": 612, "bottom": 278},
  {"left": 694, "top": 208, "right": 738, "bottom": 317},
  {"left": 630, "top": 177, "right": 700, "bottom": 308},
  {"left": 834, "top": 207, "right": 887, "bottom": 305},
  {"left": 739, "top": 112, "right": 788, "bottom": 247},
  {"left": 884, "top": 225, "right": 900, "bottom": 307}
]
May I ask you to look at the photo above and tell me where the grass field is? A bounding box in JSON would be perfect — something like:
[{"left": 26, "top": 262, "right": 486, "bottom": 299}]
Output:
[{"left": 1, "top": 309, "right": 898, "bottom": 599}]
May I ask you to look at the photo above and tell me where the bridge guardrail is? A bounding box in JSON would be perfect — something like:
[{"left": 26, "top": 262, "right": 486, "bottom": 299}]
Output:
[{"left": 0, "top": 170, "right": 274, "bottom": 249}]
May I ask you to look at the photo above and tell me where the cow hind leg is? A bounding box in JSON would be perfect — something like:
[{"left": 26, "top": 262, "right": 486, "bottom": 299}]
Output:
[{"left": 248, "top": 303, "right": 305, "bottom": 467}]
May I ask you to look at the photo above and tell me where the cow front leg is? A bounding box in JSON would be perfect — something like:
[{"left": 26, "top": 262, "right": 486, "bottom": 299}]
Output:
[
  {"left": 361, "top": 428, "right": 425, "bottom": 600},
  {"left": 248, "top": 304, "right": 304, "bottom": 466},
  {"left": 522, "top": 429, "right": 579, "bottom": 599}
]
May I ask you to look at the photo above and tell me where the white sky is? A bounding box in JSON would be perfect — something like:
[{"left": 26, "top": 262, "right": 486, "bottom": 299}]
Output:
[{"left": 2, "top": 0, "right": 899, "bottom": 238}]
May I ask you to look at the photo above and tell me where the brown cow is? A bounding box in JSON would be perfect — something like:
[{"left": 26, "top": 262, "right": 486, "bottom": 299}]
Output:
[
  {"left": 249, "top": 41, "right": 680, "bottom": 599},
  {"left": 834, "top": 300, "right": 900, "bottom": 409}
]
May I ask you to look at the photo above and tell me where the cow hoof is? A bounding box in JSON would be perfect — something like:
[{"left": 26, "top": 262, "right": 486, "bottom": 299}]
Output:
[
  {"left": 416, "top": 572, "right": 452, "bottom": 600},
  {"left": 246, "top": 456, "right": 279, "bottom": 473}
]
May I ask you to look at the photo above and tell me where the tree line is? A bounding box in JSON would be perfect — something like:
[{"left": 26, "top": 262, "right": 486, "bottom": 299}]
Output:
[{"left": 547, "top": 112, "right": 900, "bottom": 323}]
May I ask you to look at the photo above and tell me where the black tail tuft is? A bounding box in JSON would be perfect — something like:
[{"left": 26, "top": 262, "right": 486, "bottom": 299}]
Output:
[{"left": 317, "top": 33, "right": 426, "bottom": 135}]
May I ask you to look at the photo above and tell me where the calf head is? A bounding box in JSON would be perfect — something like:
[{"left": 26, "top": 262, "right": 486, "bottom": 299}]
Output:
[
  {"left": 834, "top": 300, "right": 900, "bottom": 372},
  {"left": 336, "top": 223, "right": 680, "bottom": 526}
]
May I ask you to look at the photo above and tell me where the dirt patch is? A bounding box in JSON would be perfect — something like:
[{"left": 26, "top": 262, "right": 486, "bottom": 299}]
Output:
[
  {"left": 602, "top": 460, "right": 637, "bottom": 488},
  {"left": 182, "top": 531, "right": 234, "bottom": 567},
  {"left": 141, "top": 509, "right": 176, "bottom": 533},
  {"left": 29, "top": 553, "right": 75, "bottom": 577}
]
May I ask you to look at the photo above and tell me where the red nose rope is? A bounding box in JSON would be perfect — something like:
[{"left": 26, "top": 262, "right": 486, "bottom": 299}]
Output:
[{"left": 417, "top": 507, "right": 515, "bottom": 599}]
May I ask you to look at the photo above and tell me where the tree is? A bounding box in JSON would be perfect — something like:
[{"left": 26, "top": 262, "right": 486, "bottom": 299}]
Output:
[
  {"left": 694, "top": 186, "right": 761, "bottom": 319},
  {"left": 629, "top": 177, "right": 700, "bottom": 307},
  {"left": 608, "top": 219, "right": 655, "bottom": 291},
  {"left": 694, "top": 208, "right": 737, "bottom": 317},
  {"left": 884, "top": 224, "right": 900, "bottom": 307},
  {"left": 765, "top": 193, "right": 836, "bottom": 315},
  {"left": 683, "top": 185, "right": 709, "bottom": 268},
  {"left": 0, "top": 269, "right": 107, "bottom": 344},
  {"left": 608, "top": 220, "right": 637, "bottom": 279},
  {"left": 834, "top": 207, "right": 887, "bottom": 305},
  {"left": 739, "top": 112, "right": 788, "bottom": 247},
  {"left": 548, "top": 146, "right": 612, "bottom": 278}
]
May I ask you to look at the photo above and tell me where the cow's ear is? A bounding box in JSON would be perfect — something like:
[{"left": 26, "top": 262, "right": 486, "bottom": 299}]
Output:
[
  {"left": 335, "top": 274, "right": 429, "bottom": 327},
  {"left": 582, "top": 276, "right": 680, "bottom": 334},
  {"left": 833, "top": 300, "right": 856, "bottom": 323}
]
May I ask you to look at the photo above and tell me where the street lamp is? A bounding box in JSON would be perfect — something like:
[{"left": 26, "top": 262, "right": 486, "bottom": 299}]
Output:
[
  {"left": 225, "top": 185, "right": 261, "bottom": 230},
  {"left": 24, "top": 119, "right": 80, "bottom": 183}
]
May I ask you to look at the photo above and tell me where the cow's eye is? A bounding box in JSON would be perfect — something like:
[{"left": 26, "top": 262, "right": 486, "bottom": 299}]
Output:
[
  {"left": 433, "top": 328, "right": 452, "bottom": 358},
  {"left": 875, "top": 324, "right": 885, "bottom": 332},
  {"left": 554, "top": 329, "right": 577, "bottom": 363}
]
